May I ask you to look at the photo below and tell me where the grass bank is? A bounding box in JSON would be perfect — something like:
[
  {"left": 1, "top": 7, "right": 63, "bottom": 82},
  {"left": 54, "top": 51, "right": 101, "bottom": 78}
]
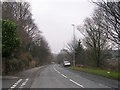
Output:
[{"left": 69, "top": 66, "right": 120, "bottom": 80}]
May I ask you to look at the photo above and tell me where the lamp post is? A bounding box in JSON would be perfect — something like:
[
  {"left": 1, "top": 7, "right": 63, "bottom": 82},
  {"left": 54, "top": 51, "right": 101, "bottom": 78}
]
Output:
[{"left": 71, "top": 24, "right": 76, "bottom": 66}]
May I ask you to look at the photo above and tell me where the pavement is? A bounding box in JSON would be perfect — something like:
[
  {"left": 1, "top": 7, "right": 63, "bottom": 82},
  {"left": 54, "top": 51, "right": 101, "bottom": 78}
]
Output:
[{"left": 2, "top": 64, "right": 120, "bottom": 89}]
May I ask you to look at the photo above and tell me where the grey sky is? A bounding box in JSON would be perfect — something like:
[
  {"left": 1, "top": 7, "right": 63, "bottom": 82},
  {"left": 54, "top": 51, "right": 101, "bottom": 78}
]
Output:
[{"left": 27, "top": 0, "right": 95, "bottom": 54}]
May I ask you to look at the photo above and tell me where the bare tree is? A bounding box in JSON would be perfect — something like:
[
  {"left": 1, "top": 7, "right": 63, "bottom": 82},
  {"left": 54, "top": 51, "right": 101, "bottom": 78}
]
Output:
[
  {"left": 80, "top": 8, "right": 110, "bottom": 67},
  {"left": 2, "top": 1, "right": 40, "bottom": 51},
  {"left": 66, "top": 39, "right": 78, "bottom": 53},
  {"left": 2, "top": 1, "right": 52, "bottom": 73},
  {"left": 94, "top": 1, "right": 120, "bottom": 45}
]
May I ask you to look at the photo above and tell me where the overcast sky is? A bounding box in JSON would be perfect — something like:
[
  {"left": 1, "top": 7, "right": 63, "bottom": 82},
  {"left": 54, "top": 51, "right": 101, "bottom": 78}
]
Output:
[{"left": 27, "top": 0, "right": 95, "bottom": 54}]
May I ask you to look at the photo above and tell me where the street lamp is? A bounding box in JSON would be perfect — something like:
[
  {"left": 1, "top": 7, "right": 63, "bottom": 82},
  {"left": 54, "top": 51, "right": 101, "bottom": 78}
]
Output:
[{"left": 71, "top": 24, "right": 76, "bottom": 66}]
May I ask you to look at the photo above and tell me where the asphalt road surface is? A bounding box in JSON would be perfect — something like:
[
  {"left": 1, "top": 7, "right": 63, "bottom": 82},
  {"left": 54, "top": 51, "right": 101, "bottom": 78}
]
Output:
[{"left": 2, "top": 64, "right": 119, "bottom": 89}]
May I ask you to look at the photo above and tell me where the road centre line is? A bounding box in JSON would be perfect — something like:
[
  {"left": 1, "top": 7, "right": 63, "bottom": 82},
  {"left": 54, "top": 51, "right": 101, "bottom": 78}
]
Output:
[
  {"left": 61, "top": 74, "right": 67, "bottom": 78},
  {"left": 54, "top": 66, "right": 61, "bottom": 74},
  {"left": 69, "top": 79, "right": 84, "bottom": 88},
  {"left": 53, "top": 65, "right": 85, "bottom": 88},
  {"left": 10, "top": 79, "right": 23, "bottom": 88},
  {"left": 54, "top": 67, "right": 67, "bottom": 78}
]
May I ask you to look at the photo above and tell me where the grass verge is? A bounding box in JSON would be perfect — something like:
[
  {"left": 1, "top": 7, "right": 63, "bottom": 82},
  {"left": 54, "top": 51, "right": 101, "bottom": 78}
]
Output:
[{"left": 69, "top": 66, "right": 120, "bottom": 80}]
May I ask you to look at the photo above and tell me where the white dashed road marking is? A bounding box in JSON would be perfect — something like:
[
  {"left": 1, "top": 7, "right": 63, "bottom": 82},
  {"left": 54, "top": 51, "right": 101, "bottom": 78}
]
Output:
[
  {"left": 69, "top": 79, "right": 84, "bottom": 88},
  {"left": 61, "top": 74, "right": 67, "bottom": 78},
  {"left": 10, "top": 78, "right": 29, "bottom": 89},
  {"left": 53, "top": 65, "right": 85, "bottom": 88},
  {"left": 54, "top": 67, "right": 61, "bottom": 74},
  {"left": 10, "top": 79, "right": 22, "bottom": 88},
  {"left": 19, "top": 78, "right": 29, "bottom": 88},
  {"left": 9, "top": 66, "right": 44, "bottom": 89}
]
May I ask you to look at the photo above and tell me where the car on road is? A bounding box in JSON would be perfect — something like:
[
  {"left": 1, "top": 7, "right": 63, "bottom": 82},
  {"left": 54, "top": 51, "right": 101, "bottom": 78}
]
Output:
[{"left": 63, "top": 60, "right": 71, "bottom": 67}]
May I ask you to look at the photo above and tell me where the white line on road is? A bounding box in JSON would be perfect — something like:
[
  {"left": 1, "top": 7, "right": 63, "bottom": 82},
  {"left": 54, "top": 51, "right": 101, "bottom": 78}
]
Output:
[
  {"left": 19, "top": 78, "right": 29, "bottom": 88},
  {"left": 53, "top": 65, "right": 85, "bottom": 88},
  {"left": 61, "top": 74, "right": 67, "bottom": 78},
  {"left": 69, "top": 79, "right": 84, "bottom": 88},
  {"left": 10, "top": 79, "right": 22, "bottom": 88},
  {"left": 56, "top": 70, "right": 60, "bottom": 74},
  {"left": 10, "top": 66, "right": 44, "bottom": 89},
  {"left": 54, "top": 67, "right": 61, "bottom": 74}
]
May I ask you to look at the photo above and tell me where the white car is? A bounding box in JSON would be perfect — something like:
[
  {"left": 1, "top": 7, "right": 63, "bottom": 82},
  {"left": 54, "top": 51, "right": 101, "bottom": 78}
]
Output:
[{"left": 63, "top": 61, "right": 71, "bottom": 67}]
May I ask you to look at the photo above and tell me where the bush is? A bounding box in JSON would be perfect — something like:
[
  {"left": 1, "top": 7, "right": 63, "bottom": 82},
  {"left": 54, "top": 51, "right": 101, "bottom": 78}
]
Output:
[{"left": 4, "top": 58, "right": 22, "bottom": 74}]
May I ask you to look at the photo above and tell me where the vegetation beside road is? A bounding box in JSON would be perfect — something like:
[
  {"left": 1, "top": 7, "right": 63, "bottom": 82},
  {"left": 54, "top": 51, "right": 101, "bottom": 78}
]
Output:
[
  {"left": 2, "top": 1, "right": 52, "bottom": 75},
  {"left": 69, "top": 66, "right": 120, "bottom": 80},
  {"left": 57, "top": 2, "right": 119, "bottom": 76}
]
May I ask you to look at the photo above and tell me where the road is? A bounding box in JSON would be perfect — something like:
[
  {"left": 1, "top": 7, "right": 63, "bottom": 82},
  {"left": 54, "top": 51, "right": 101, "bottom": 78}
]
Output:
[{"left": 2, "top": 64, "right": 119, "bottom": 89}]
